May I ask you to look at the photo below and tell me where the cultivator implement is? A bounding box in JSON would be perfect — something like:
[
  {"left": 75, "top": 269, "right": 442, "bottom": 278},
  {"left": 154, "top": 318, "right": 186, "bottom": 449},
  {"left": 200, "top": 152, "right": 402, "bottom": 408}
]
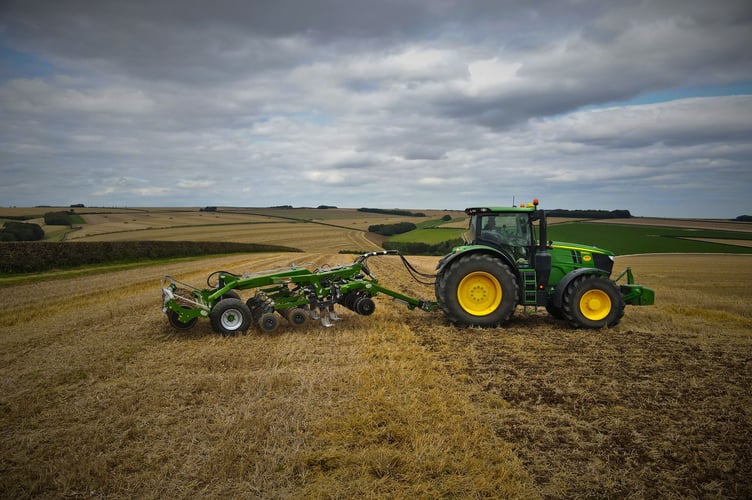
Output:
[{"left": 161, "top": 250, "right": 438, "bottom": 335}]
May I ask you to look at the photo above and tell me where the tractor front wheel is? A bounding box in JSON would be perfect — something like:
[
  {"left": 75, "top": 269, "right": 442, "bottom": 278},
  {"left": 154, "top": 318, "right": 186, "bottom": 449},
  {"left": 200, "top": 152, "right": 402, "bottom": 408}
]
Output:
[
  {"left": 562, "top": 274, "right": 625, "bottom": 328},
  {"left": 436, "top": 253, "right": 518, "bottom": 327},
  {"left": 210, "top": 298, "right": 252, "bottom": 336}
]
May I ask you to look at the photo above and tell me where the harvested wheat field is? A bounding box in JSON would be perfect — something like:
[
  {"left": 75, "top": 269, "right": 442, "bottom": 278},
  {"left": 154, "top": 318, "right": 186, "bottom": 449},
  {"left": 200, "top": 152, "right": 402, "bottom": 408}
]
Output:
[
  {"left": 1, "top": 253, "right": 750, "bottom": 498},
  {"left": 73, "top": 222, "right": 380, "bottom": 253}
]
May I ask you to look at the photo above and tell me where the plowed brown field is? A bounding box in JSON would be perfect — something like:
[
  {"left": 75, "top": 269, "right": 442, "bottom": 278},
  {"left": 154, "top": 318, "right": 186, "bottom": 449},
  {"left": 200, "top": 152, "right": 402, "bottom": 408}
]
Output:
[{"left": 1, "top": 253, "right": 750, "bottom": 498}]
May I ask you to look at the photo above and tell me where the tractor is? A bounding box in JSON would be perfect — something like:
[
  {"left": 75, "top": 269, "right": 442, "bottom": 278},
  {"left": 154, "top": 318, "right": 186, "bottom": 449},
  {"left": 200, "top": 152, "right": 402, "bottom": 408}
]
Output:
[{"left": 434, "top": 199, "right": 654, "bottom": 328}]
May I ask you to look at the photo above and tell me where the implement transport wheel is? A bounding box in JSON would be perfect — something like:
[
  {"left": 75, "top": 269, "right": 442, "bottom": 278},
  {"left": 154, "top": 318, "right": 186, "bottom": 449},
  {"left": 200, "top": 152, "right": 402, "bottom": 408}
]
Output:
[
  {"left": 167, "top": 309, "right": 198, "bottom": 330},
  {"left": 436, "top": 253, "right": 519, "bottom": 327},
  {"left": 562, "top": 274, "right": 625, "bottom": 328},
  {"left": 210, "top": 298, "right": 252, "bottom": 336}
]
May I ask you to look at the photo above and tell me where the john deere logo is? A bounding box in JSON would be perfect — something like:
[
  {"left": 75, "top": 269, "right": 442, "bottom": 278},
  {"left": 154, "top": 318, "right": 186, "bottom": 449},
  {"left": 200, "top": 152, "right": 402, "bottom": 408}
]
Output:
[{"left": 583, "top": 254, "right": 592, "bottom": 262}]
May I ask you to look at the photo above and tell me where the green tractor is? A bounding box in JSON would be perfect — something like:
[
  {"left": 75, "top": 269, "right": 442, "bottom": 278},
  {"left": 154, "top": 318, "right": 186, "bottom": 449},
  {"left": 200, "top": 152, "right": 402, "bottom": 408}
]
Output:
[{"left": 434, "top": 200, "right": 654, "bottom": 328}]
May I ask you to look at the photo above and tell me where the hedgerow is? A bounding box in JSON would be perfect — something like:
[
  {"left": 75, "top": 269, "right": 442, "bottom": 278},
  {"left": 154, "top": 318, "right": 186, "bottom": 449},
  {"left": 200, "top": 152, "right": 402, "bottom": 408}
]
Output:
[
  {"left": 44, "top": 211, "right": 74, "bottom": 225},
  {"left": 368, "top": 221, "right": 417, "bottom": 236},
  {"left": 0, "top": 222, "right": 44, "bottom": 241},
  {"left": 0, "top": 241, "right": 301, "bottom": 274}
]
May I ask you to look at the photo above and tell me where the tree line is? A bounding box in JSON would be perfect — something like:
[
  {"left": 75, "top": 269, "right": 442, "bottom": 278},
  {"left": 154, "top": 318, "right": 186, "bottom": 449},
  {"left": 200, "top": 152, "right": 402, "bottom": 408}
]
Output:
[
  {"left": 545, "top": 209, "right": 632, "bottom": 219},
  {"left": 368, "top": 222, "right": 417, "bottom": 236},
  {"left": 358, "top": 208, "right": 426, "bottom": 217}
]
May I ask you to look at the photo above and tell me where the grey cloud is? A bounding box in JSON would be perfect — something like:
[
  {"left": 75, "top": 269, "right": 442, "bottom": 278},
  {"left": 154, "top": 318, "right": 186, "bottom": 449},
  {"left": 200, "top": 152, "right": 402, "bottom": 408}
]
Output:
[
  {"left": 0, "top": 0, "right": 434, "bottom": 82},
  {"left": 533, "top": 96, "right": 752, "bottom": 148},
  {"left": 0, "top": 0, "right": 750, "bottom": 217},
  {"left": 423, "top": 1, "right": 752, "bottom": 130}
]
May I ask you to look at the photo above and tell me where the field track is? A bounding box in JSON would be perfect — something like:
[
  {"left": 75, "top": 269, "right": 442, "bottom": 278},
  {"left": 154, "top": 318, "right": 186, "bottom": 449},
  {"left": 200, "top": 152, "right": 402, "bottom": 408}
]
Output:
[{"left": 1, "top": 253, "right": 750, "bottom": 497}]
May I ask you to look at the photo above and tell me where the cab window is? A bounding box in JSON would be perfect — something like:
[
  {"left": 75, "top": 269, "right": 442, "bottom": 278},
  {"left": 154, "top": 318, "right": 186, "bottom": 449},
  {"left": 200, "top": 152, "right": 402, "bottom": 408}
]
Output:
[
  {"left": 478, "top": 213, "right": 531, "bottom": 259},
  {"left": 463, "top": 217, "right": 477, "bottom": 244}
]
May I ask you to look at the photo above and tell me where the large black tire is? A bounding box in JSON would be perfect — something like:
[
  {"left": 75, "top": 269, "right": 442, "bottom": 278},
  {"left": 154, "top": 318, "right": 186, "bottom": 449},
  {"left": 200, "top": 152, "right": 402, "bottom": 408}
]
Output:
[
  {"left": 562, "top": 274, "right": 625, "bottom": 328},
  {"left": 436, "top": 253, "right": 519, "bottom": 327},
  {"left": 210, "top": 298, "right": 252, "bottom": 336}
]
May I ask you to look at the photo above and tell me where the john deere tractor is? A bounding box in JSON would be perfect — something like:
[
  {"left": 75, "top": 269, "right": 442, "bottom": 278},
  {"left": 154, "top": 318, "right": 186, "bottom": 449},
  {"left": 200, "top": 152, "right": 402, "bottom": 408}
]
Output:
[{"left": 434, "top": 200, "right": 654, "bottom": 328}]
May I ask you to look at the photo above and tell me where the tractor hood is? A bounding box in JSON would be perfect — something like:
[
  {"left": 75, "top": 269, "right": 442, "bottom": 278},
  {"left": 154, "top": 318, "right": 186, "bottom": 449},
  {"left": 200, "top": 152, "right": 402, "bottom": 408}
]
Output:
[
  {"left": 549, "top": 241, "right": 615, "bottom": 257},
  {"left": 549, "top": 240, "right": 615, "bottom": 274}
]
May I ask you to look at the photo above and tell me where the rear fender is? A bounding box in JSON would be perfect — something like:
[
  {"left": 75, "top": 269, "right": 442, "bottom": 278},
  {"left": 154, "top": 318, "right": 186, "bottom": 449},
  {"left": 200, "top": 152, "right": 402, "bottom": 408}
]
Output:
[{"left": 436, "top": 245, "right": 516, "bottom": 275}]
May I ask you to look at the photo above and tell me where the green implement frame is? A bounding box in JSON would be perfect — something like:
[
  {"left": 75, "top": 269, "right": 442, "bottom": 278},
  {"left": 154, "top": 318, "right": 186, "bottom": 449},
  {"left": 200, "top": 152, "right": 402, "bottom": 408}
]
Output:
[{"left": 161, "top": 250, "right": 438, "bottom": 334}]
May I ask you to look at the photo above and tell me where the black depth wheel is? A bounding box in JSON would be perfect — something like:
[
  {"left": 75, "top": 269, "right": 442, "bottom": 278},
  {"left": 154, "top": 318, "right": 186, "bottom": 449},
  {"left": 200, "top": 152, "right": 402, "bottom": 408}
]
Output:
[
  {"left": 167, "top": 309, "right": 198, "bottom": 330},
  {"left": 258, "top": 312, "right": 280, "bottom": 333},
  {"left": 436, "top": 253, "right": 518, "bottom": 327},
  {"left": 210, "top": 298, "right": 252, "bottom": 336},
  {"left": 354, "top": 296, "right": 375, "bottom": 316},
  {"left": 285, "top": 308, "right": 309, "bottom": 327},
  {"left": 562, "top": 274, "right": 625, "bottom": 328}
]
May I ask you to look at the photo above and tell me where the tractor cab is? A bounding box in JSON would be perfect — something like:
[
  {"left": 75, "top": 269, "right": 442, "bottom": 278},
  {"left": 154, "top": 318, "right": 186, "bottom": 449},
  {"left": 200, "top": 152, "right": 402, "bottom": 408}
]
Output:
[{"left": 463, "top": 204, "right": 539, "bottom": 263}]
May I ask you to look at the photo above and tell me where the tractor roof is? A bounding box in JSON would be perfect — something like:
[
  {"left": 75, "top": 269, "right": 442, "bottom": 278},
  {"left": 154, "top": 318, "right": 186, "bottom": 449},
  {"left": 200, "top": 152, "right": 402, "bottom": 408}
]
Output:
[{"left": 465, "top": 206, "right": 537, "bottom": 216}]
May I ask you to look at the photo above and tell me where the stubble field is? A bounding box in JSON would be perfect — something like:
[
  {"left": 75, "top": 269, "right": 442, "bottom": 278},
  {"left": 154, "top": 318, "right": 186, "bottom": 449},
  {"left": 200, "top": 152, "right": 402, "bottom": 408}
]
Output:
[
  {"left": 7, "top": 207, "right": 458, "bottom": 252},
  {"left": 1, "top": 249, "right": 750, "bottom": 498}
]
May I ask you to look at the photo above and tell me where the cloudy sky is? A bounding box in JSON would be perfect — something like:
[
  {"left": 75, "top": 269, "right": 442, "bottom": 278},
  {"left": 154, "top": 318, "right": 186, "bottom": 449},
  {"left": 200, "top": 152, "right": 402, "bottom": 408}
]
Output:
[{"left": 1, "top": 0, "right": 751, "bottom": 218}]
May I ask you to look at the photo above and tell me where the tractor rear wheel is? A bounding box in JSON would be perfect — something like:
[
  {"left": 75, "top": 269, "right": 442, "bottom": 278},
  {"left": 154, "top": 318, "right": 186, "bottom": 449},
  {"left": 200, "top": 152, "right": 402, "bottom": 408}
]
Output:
[
  {"left": 436, "top": 253, "right": 518, "bottom": 327},
  {"left": 562, "top": 274, "right": 625, "bottom": 328},
  {"left": 210, "top": 298, "right": 252, "bottom": 336}
]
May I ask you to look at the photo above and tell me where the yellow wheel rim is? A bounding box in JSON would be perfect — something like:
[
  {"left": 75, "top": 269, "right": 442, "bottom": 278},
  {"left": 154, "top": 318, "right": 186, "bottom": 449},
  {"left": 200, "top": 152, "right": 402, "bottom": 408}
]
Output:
[
  {"left": 579, "top": 289, "right": 611, "bottom": 321},
  {"left": 457, "top": 271, "right": 502, "bottom": 316}
]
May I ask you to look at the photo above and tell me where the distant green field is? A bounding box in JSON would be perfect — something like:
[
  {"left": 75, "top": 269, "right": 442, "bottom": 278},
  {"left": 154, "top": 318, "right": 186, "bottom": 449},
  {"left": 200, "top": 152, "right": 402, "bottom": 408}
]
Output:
[
  {"left": 547, "top": 223, "right": 752, "bottom": 255},
  {"left": 413, "top": 218, "right": 465, "bottom": 229},
  {"left": 389, "top": 221, "right": 752, "bottom": 255},
  {"left": 68, "top": 214, "right": 87, "bottom": 224}
]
